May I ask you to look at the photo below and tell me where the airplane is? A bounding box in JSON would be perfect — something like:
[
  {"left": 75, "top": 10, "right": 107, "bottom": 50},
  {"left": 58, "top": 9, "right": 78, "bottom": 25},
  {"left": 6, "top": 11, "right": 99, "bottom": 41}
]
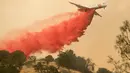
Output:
[{"left": 69, "top": 1, "right": 107, "bottom": 17}]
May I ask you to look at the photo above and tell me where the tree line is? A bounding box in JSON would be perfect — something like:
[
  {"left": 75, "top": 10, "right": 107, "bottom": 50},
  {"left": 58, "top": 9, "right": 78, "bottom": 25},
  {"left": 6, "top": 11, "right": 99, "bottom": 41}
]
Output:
[{"left": 0, "top": 49, "right": 112, "bottom": 73}]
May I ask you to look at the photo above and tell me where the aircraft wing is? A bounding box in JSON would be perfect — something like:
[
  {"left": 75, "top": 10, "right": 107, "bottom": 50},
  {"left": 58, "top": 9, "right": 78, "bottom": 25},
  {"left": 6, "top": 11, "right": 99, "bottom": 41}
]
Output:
[{"left": 69, "top": 1, "right": 87, "bottom": 9}]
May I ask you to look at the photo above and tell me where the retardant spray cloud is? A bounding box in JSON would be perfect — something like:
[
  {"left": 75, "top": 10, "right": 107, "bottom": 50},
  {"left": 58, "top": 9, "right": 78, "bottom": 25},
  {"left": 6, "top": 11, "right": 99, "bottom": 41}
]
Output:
[{"left": 0, "top": 9, "right": 95, "bottom": 56}]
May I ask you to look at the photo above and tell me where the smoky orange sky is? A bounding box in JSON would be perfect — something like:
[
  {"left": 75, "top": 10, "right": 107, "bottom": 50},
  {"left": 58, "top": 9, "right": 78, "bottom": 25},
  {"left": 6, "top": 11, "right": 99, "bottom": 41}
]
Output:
[{"left": 0, "top": 0, "right": 130, "bottom": 70}]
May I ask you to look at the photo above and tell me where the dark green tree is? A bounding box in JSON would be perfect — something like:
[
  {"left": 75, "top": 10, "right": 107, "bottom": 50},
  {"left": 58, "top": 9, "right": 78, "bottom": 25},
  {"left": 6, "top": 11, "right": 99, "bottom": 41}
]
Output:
[
  {"left": 10, "top": 50, "right": 26, "bottom": 69},
  {"left": 115, "top": 20, "right": 130, "bottom": 60},
  {"left": 33, "top": 62, "right": 44, "bottom": 73},
  {"left": 84, "top": 58, "right": 95, "bottom": 73},
  {"left": 24, "top": 55, "right": 60, "bottom": 73},
  {"left": 55, "top": 50, "right": 76, "bottom": 70},
  {"left": 75, "top": 56, "right": 86, "bottom": 72},
  {"left": 0, "top": 50, "right": 26, "bottom": 73},
  {"left": 0, "top": 50, "right": 10, "bottom": 66},
  {"left": 55, "top": 50, "right": 95, "bottom": 73},
  {"left": 75, "top": 57, "right": 95, "bottom": 73},
  {"left": 108, "top": 20, "right": 130, "bottom": 73},
  {"left": 24, "top": 56, "right": 37, "bottom": 67},
  {"left": 45, "top": 55, "right": 54, "bottom": 64},
  {"left": 33, "top": 61, "right": 60, "bottom": 73},
  {"left": 97, "top": 68, "right": 112, "bottom": 73}
]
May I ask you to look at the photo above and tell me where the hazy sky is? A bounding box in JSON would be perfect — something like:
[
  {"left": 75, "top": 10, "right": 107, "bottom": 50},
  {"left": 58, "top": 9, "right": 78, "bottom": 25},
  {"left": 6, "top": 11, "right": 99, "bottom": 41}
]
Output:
[{"left": 0, "top": 0, "right": 130, "bottom": 70}]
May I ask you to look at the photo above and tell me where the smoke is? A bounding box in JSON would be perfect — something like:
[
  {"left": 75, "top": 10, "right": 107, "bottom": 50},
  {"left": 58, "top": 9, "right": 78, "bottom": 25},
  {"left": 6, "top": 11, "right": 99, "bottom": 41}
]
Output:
[{"left": 0, "top": 9, "right": 95, "bottom": 56}]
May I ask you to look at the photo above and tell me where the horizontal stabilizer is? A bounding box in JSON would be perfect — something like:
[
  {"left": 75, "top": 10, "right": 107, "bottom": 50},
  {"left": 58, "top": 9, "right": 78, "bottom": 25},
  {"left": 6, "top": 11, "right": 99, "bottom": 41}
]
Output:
[{"left": 95, "top": 11, "right": 102, "bottom": 17}]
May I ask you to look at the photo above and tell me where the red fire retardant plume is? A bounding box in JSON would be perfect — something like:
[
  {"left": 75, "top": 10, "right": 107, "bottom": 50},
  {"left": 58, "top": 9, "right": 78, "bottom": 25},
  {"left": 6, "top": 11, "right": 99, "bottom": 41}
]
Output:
[{"left": 0, "top": 9, "right": 95, "bottom": 56}]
